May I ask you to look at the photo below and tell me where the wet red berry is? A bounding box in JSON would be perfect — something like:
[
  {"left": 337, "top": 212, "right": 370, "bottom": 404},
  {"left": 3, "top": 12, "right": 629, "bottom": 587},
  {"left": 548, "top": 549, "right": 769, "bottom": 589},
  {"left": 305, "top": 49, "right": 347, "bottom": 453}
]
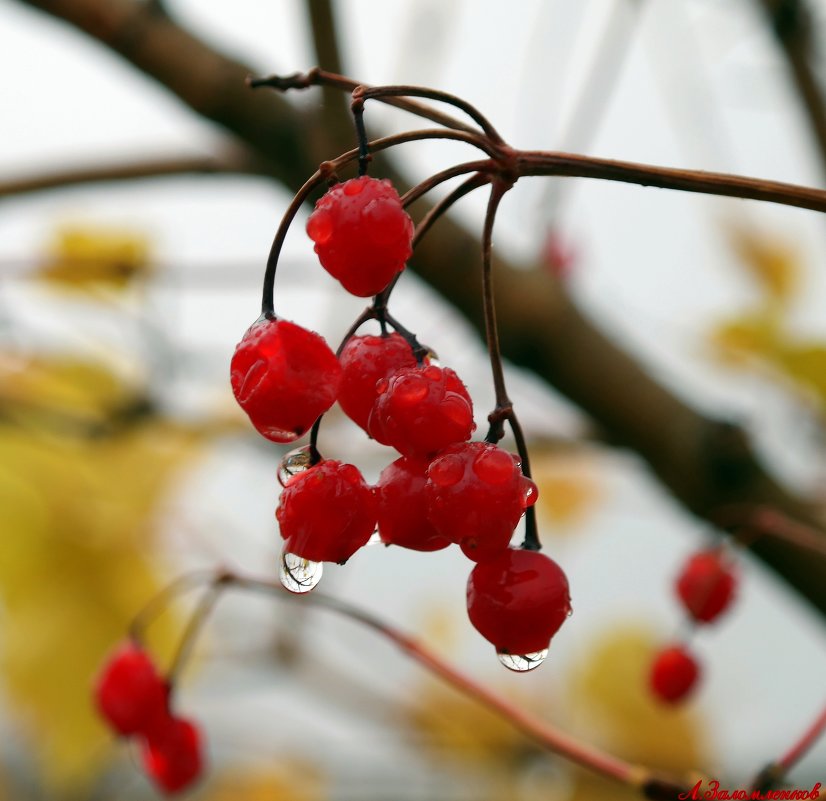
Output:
[
  {"left": 142, "top": 716, "right": 204, "bottom": 795},
  {"left": 649, "top": 645, "right": 701, "bottom": 704},
  {"left": 675, "top": 549, "right": 737, "bottom": 624},
  {"left": 425, "top": 442, "right": 537, "bottom": 561},
  {"left": 231, "top": 317, "right": 341, "bottom": 443},
  {"left": 338, "top": 333, "right": 419, "bottom": 432},
  {"left": 466, "top": 549, "right": 571, "bottom": 655},
  {"left": 306, "top": 176, "right": 414, "bottom": 297},
  {"left": 93, "top": 641, "right": 169, "bottom": 737},
  {"left": 276, "top": 460, "right": 377, "bottom": 563},
  {"left": 368, "top": 365, "right": 474, "bottom": 458},
  {"left": 376, "top": 457, "right": 451, "bottom": 552}
]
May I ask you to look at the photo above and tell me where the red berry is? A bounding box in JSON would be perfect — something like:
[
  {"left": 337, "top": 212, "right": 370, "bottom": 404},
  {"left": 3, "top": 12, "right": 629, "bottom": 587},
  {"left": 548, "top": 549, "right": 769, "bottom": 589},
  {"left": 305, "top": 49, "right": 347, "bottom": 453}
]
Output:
[
  {"left": 306, "top": 176, "right": 414, "bottom": 297},
  {"left": 276, "top": 460, "right": 377, "bottom": 563},
  {"left": 231, "top": 317, "right": 341, "bottom": 443},
  {"left": 338, "top": 333, "right": 418, "bottom": 432},
  {"left": 93, "top": 642, "right": 169, "bottom": 737},
  {"left": 368, "top": 365, "right": 475, "bottom": 458},
  {"left": 649, "top": 645, "right": 701, "bottom": 704},
  {"left": 425, "top": 442, "right": 537, "bottom": 561},
  {"left": 466, "top": 549, "right": 571, "bottom": 655},
  {"left": 376, "top": 457, "right": 451, "bottom": 552},
  {"left": 675, "top": 549, "right": 737, "bottom": 624},
  {"left": 142, "top": 717, "right": 204, "bottom": 795}
]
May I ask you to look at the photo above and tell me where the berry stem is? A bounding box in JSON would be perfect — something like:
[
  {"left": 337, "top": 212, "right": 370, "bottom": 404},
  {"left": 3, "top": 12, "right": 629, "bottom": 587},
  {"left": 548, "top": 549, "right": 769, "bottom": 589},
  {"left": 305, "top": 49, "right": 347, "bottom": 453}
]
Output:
[
  {"left": 507, "top": 410, "right": 541, "bottom": 551},
  {"left": 400, "top": 160, "right": 495, "bottom": 209},
  {"left": 354, "top": 83, "right": 505, "bottom": 144},
  {"left": 350, "top": 94, "right": 371, "bottom": 176},
  {"left": 412, "top": 172, "right": 491, "bottom": 248},
  {"left": 713, "top": 505, "right": 826, "bottom": 558}
]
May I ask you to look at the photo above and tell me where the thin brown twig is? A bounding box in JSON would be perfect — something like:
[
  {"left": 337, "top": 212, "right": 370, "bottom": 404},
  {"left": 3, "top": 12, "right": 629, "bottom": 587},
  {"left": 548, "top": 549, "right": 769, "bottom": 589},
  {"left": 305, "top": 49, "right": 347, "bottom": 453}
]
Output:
[{"left": 714, "top": 505, "right": 826, "bottom": 557}]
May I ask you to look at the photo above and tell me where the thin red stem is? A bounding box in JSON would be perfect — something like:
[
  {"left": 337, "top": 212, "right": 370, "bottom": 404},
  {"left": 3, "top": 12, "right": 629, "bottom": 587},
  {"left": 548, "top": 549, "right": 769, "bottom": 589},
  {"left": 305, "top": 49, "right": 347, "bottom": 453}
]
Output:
[{"left": 778, "top": 703, "right": 826, "bottom": 772}]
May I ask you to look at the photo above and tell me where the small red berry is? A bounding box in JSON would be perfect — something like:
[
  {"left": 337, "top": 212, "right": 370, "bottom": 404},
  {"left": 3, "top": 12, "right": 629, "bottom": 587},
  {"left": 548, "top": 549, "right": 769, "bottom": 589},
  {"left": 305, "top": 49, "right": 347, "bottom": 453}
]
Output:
[
  {"left": 276, "top": 459, "right": 377, "bottom": 563},
  {"left": 649, "top": 645, "right": 701, "bottom": 704},
  {"left": 368, "top": 365, "right": 475, "bottom": 458},
  {"left": 142, "top": 716, "right": 204, "bottom": 795},
  {"left": 425, "top": 442, "right": 537, "bottom": 561},
  {"left": 338, "top": 333, "right": 419, "bottom": 432},
  {"left": 466, "top": 549, "right": 571, "bottom": 656},
  {"left": 93, "top": 641, "right": 169, "bottom": 737},
  {"left": 231, "top": 317, "right": 341, "bottom": 443},
  {"left": 306, "top": 176, "right": 414, "bottom": 297},
  {"left": 376, "top": 457, "right": 451, "bottom": 552},
  {"left": 675, "top": 549, "right": 737, "bottom": 624}
]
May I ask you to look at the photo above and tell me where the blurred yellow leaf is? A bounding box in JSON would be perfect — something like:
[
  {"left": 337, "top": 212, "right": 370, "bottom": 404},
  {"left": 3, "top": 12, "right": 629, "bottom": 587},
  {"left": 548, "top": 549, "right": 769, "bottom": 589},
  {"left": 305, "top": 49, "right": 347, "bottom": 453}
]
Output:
[
  {"left": 38, "top": 225, "right": 151, "bottom": 290},
  {"left": 532, "top": 451, "right": 601, "bottom": 531},
  {"left": 727, "top": 225, "right": 800, "bottom": 302},
  {"left": 0, "top": 357, "right": 201, "bottom": 790},
  {"left": 775, "top": 343, "right": 826, "bottom": 409},
  {"left": 201, "top": 763, "right": 326, "bottom": 801},
  {"left": 568, "top": 625, "right": 705, "bottom": 774},
  {"left": 709, "top": 311, "right": 781, "bottom": 365}
]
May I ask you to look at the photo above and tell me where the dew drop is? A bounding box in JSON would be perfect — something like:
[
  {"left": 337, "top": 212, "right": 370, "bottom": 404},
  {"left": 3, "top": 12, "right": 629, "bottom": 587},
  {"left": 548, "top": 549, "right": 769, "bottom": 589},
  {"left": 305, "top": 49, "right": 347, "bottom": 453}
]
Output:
[
  {"left": 278, "top": 446, "right": 314, "bottom": 487},
  {"left": 279, "top": 550, "right": 323, "bottom": 593},
  {"left": 497, "top": 649, "right": 548, "bottom": 672},
  {"left": 367, "top": 528, "right": 383, "bottom": 545}
]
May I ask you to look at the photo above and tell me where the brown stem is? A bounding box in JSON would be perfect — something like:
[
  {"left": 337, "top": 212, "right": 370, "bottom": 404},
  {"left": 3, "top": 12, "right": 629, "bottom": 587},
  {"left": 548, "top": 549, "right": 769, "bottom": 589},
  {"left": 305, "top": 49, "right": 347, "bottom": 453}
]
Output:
[
  {"left": 411, "top": 172, "right": 492, "bottom": 248},
  {"left": 401, "top": 160, "right": 495, "bottom": 208},
  {"left": 166, "top": 583, "right": 223, "bottom": 688}
]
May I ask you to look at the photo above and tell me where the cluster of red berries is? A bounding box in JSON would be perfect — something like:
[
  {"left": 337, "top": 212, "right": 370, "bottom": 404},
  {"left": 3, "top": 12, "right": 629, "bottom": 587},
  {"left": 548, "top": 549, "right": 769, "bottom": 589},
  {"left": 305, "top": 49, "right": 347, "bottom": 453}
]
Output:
[
  {"left": 649, "top": 547, "right": 738, "bottom": 704},
  {"left": 230, "top": 175, "right": 572, "bottom": 669},
  {"left": 94, "top": 642, "right": 203, "bottom": 795}
]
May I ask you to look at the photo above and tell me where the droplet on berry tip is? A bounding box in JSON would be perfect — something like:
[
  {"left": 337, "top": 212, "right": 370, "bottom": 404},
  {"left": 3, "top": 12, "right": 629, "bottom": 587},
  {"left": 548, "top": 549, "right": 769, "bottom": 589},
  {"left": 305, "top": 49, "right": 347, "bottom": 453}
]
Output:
[
  {"left": 497, "top": 649, "right": 548, "bottom": 673},
  {"left": 277, "top": 445, "right": 315, "bottom": 487},
  {"left": 279, "top": 550, "right": 323, "bottom": 594}
]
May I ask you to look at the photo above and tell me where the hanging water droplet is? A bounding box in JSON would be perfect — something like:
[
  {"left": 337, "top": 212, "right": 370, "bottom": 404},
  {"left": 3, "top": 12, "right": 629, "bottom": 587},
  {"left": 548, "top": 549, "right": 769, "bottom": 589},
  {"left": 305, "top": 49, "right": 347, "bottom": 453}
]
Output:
[
  {"left": 367, "top": 527, "right": 383, "bottom": 545},
  {"left": 278, "top": 445, "right": 314, "bottom": 487},
  {"left": 279, "top": 550, "right": 323, "bottom": 593},
  {"left": 497, "top": 648, "right": 548, "bottom": 672}
]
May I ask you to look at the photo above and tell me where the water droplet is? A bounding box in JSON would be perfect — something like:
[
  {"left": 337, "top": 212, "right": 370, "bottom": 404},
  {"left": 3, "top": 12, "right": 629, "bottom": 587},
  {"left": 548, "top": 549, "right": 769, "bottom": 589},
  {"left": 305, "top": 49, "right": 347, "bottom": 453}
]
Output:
[
  {"left": 278, "top": 446, "right": 314, "bottom": 487},
  {"left": 425, "top": 349, "right": 440, "bottom": 367},
  {"left": 279, "top": 550, "right": 323, "bottom": 593},
  {"left": 497, "top": 649, "right": 548, "bottom": 672},
  {"left": 367, "top": 529, "right": 383, "bottom": 545}
]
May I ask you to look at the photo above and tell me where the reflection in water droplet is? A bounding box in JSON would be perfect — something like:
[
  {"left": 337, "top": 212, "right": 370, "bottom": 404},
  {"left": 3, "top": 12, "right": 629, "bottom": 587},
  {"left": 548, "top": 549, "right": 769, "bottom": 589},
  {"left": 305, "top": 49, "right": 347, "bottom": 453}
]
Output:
[
  {"left": 279, "top": 550, "right": 323, "bottom": 593},
  {"left": 497, "top": 649, "right": 548, "bottom": 672},
  {"left": 278, "top": 446, "right": 314, "bottom": 487},
  {"left": 367, "top": 528, "right": 383, "bottom": 545}
]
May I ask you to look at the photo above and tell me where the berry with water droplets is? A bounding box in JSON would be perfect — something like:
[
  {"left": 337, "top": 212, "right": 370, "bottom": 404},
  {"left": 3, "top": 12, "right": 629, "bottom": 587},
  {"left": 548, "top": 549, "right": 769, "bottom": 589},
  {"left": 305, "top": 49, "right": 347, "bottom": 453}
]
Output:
[
  {"left": 306, "top": 176, "right": 414, "bottom": 297},
  {"left": 231, "top": 317, "right": 341, "bottom": 443},
  {"left": 93, "top": 641, "right": 169, "bottom": 737},
  {"left": 467, "top": 549, "right": 571, "bottom": 655},
  {"left": 649, "top": 645, "right": 700, "bottom": 704},
  {"left": 338, "top": 333, "right": 419, "bottom": 432},
  {"left": 142, "top": 716, "right": 204, "bottom": 795},
  {"left": 276, "top": 459, "right": 377, "bottom": 563},
  {"left": 376, "top": 457, "right": 451, "bottom": 552},
  {"left": 368, "top": 365, "right": 474, "bottom": 458},
  {"left": 425, "top": 442, "right": 537, "bottom": 561},
  {"left": 676, "top": 549, "right": 737, "bottom": 624}
]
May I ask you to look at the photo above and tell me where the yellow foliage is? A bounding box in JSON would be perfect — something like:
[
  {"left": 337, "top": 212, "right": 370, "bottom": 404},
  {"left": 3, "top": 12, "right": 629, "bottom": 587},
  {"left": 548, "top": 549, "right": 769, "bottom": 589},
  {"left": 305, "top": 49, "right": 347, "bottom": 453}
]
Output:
[
  {"left": 201, "top": 763, "right": 326, "bottom": 801},
  {"left": 567, "top": 625, "right": 705, "bottom": 775},
  {"left": 532, "top": 451, "right": 601, "bottom": 531},
  {"left": 38, "top": 225, "right": 151, "bottom": 289},
  {"left": 727, "top": 225, "right": 799, "bottom": 302},
  {"left": 709, "top": 311, "right": 781, "bottom": 365},
  {"left": 0, "top": 356, "right": 200, "bottom": 789}
]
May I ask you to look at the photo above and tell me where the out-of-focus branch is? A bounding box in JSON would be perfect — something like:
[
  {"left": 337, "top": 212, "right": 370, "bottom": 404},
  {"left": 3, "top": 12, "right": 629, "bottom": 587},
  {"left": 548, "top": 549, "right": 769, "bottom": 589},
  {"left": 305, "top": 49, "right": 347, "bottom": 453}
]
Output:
[
  {"left": 11, "top": 0, "right": 826, "bottom": 616},
  {"left": 0, "top": 150, "right": 262, "bottom": 198},
  {"left": 758, "top": 0, "right": 826, "bottom": 177}
]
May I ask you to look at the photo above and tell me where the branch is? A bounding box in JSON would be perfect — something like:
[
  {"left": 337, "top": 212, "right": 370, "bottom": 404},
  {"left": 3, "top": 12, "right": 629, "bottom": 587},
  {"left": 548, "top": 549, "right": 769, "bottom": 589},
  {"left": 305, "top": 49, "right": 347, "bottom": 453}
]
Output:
[
  {"left": 14, "top": 0, "right": 826, "bottom": 617},
  {"left": 0, "top": 150, "right": 262, "bottom": 198}
]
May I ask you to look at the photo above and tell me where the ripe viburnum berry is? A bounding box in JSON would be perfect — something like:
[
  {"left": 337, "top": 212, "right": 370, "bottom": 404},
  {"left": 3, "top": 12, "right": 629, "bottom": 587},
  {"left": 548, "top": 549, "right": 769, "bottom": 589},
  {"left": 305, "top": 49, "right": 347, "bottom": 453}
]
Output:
[
  {"left": 675, "top": 549, "right": 737, "bottom": 624},
  {"left": 338, "top": 333, "right": 419, "bottom": 432},
  {"left": 306, "top": 176, "right": 414, "bottom": 297},
  {"left": 368, "top": 365, "right": 474, "bottom": 458},
  {"left": 376, "top": 457, "right": 451, "bottom": 552},
  {"left": 276, "top": 460, "right": 377, "bottom": 563},
  {"left": 466, "top": 549, "right": 571, "bottom": 656},
  {"left": 649, "top": 645, "right": 701, "bottom": 704},
  {"left": 93, "top": 641, "right": 169, "bottom": 737},
  {"left": 231, "top": 317, "right": 341, "bottom": 443},
  {"left": 425, "top": 442, "right": 537, "bottom": 561},
  {"left": 142, "top": 716, "right": 204, "bottom": 795}
]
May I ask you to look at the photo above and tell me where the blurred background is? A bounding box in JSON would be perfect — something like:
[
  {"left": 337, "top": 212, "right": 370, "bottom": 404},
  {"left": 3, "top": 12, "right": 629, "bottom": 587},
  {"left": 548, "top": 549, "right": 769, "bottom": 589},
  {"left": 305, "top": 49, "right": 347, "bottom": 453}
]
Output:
[{"left": 1, "top": 0, "right": 825, "bottom": 799}]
